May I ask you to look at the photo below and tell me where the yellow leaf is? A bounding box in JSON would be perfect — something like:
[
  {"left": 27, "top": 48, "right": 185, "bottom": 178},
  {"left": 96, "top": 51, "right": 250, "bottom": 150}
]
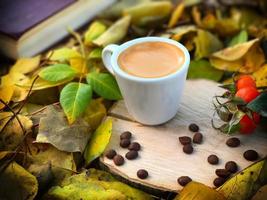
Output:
[
  {"left": 194, "top": 29, "right": 223, "bottom": 59},
  {"left": 46, "top": 169, "right": 152, "bottom": 200},
  {"left": 169, "top": 25, "right": 197, "bottom": 41},
  {"left": 123, "top": 1, "right": 172, "bottom": 26},
  {"left": 84, "top": 118, "right": 112, "bottom": 165},
  {"left": 16, "top": 75, "right": 73, "bottom": 90},
  {"left": 168, "top": 3, "right": 185, "bottom": 28},
  {"left": 84, "top": 21, "right": 107, "bottom": 46},
  {"left": 69, "top": 57, "right": 88, "bottom": 74},
  {"left": 253, "top": 64, "right": 267, "bottom": 87},
  {"left": 48, "top": 48, "right": 82, "bottom": 62},
  {"left": 93, "top": 16, "right": 131, "bottom": 47},
  {"left": 210, "top": 39, "right": 265, "bottom": 73},
  {"left": 0, "top": 162, "right": 38, "bottom": 200},
  {"left": 175, "top": 182, "right": 226, "bottom": 200},
  {"left": 217, "top": 158, "right": 267, "bottom": 200},
  {"left": 0, "top": 75, "right": 14, "bottom": 109},
  {"left": 10, "top": 56, "right": 40, "bottom": 74},
  {"left": 0, "top": 114, "right": 33, "bottom": 150},
  {"left": 83, "top": 98, "right": 107, "bottom": 130}
]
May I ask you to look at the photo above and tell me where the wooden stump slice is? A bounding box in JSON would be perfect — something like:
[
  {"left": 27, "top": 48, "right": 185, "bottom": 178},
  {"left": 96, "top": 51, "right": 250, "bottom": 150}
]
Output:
[{"left": 100, "top": 80, "right": 267, "bottom": 193}]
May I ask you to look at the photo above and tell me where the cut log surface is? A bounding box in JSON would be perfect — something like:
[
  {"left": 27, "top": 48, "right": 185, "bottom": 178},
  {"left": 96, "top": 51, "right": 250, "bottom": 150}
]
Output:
[{"left": 100, "top": 80, "right": 267, "bottom": 192}]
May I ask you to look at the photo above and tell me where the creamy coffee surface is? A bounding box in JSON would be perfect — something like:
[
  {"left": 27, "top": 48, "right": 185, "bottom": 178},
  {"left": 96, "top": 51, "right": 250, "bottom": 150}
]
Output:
[{"left": 118, "top": 42, "right": 185, "bottom": 78}]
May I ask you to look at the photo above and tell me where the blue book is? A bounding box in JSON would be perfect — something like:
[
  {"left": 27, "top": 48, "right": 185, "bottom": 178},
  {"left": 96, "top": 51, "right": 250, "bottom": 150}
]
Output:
[{"left": 0, "top": 0, "right": 115, "bottom": 59}]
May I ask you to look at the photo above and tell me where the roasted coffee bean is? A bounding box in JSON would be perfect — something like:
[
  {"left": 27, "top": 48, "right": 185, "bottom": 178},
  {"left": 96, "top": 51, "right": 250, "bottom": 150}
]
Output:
[
  {"left": 128, "top": 142, "right": 141, "bottom": 151},
  {"left": 105, "top": 149, "right": 117, "bottom": 159},
  {"left": 113, "top": 155, "right": 124, "bottom": 166},
  {"left": 215, "top": 169, "right": 231, "bottom": 178},
  {"left": 126, "top": 150, "right": 138, "bottom": 160},
  {"left": 183, "top": 144, "right": 193, "bottom": 154},
  {"left": 193, "top": 132, "right": 203, "bottom": 144},
  {"left": 120, "top": 131, "right": 132, "bottom": 140},
  {"left": 179, "top": 136, "right": 191, "bottom": 145},
  {"left": 120, "top": 139, "right": 131, "bottom": 148},
  {"left": 207, "top": 155, "right": 219, "bottom": 165},
  {"left": 225, "top": 161, "right": 238, "bottom": 173},
  {"left": 243, "top": 149, "right": 259, "bottom": 161},
  {"left": 177, "top": 176, "right": 192, "bottom": 186},
  {"left": 189, "top": 123, "right": 199, "bottom": 132},
  {"left": 226, "top": 137, "right": 240, "bottom": 147},
  {"left": 213, "top": 177, "right": 226, "bottom": 187},
  {"left": 137, "top": 169, "right": 148, "bottom": 179}
]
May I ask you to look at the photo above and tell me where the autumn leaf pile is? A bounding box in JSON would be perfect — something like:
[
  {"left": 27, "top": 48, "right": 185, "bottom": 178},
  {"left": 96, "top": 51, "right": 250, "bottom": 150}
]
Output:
[{"left": 0, "top": 0, "right": 267, "bottom": 199}]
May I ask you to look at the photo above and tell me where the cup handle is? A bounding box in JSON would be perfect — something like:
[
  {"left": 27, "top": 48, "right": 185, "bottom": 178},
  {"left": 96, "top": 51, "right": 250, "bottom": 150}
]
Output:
[{"left": 102, "top": 44, "right": 119, "bottom": 75}]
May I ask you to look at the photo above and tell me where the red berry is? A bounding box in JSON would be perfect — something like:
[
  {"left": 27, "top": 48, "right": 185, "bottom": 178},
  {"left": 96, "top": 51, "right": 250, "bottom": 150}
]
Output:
[
  {"left": 236, "top": 75, "right": 256, "bottom": 91},
  {"left": 239, "top": 115, "right": 256, "bottom": 134},
  {"left": 235, "top": 87, "right": 259, "bottom": 103},
  {"left": 253, "top": 112, "right": 261, "bottom": 124}
]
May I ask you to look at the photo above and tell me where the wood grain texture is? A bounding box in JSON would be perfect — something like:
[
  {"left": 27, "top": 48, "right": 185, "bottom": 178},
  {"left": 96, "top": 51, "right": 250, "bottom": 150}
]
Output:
[{"left": 100, "top": 80, "right": 267, "bottom": 192}]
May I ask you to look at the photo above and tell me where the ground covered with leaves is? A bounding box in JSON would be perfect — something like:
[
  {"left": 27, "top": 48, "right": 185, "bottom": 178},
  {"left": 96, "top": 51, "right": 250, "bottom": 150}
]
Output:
[{"left": 0, "top": 0, "right": 267, "bottom": 199}]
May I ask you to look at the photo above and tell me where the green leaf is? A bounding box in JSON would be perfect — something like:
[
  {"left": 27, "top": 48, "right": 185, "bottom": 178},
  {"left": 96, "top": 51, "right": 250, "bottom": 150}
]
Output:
[
  {"left": 247, "top": 92, "right": 267, "bottom": 117},
  {"left": 228, "top": 30, "right": 248, "bottom": 47},
  {"left": 86, "top": 72, "right": 122, "bottom": 100},
  {"left": 39, "top": 64, "right": 77, "bottom": 83},
  {"left": 93, "top": 16, "right": 131, "bottom": 47},
  {"left": 187, "top": 59, "right": 224, "bottom": 81},
  {"left": 60, "top": 82, "right": 92, "bottom": 124},
  {"left": 84, "top": 21, "right": 107, "bottom": 45},
  {"left": 89, "top": 48, "right": 103, "bottom": 59},
  {"left": 48, "top": 48, "right": 82, "bottom": 61},
  {"left": 84, "top": 118, "right": 112, "bottom": 165}
]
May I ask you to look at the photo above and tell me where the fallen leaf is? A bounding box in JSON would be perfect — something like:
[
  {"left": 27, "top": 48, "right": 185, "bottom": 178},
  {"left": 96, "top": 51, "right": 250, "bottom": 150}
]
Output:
[
  {"left": 188, "top": 59, "right": 224, "bottom": 81},
  {"left": 36, "top": 105, "right": 91, "bottom": 153},
  {"left": 48, "top": 48, "right": 82, "bottom": 62},
  {"left": 88, "top": 48, "right": 103, "bottom": 59},
  {"left": 60, "top": 82, "right": 92, "bottom": 124},
  {"left": 253, "top": 64, "right": 267, "bottom": 87},
  {"left": 84, "top": 118, "right": 112, "bottom": 165},
  {"left": 84, "top": 21, "right": 107, "bottom": 46},
  {"left": 100, "top": 0, "right": 150, "bottom": 19},
  {"left": 10, "top": 56, "right": 40, "bottom": 74},
  {"left": 93, "top": 16, "right": 131, "bottom": 46},
  {"left": 210, "top": 39, "right": 265, "bottom": 73},
  {"left": 168, "top": 3, "right": 185, "bottom": 28},
  {"left": 30, "top": 144, "right": 76, "bottom": 185},
  {"left": 0, "top": 75, "right": 14, "bottom": 109},
  {"left": 123, "top": 1, "right": 172, "bottom": 26},
  {"left": 16, "top": 75, "right": 74, "bottom": 90},
  {"left": 252, "top": 185, "right": 267, "bottom": 200},
  {"left": 194, "top": 29, "right": 223, "bottom": 59},
  {"left": 217, "top": 157, "right": 267, "bottom": 200},
  {"left": 168, "top": 25, "right": 197, "bottom": 41},
  {"left": 69, "top": 57, "right": 88, "bottom": 74},
  {"left": 0, "top": 162, "right": 38, "bottom": 200},
  {"left": 45, "top": 169, "right": 152, "bottom": 200},
  {"left": 174, "top": 181, "right": 225, "bottom": 200},
  {"left": 0, "top": 114, "right": 33, "bottom": 150},
  {"left": 228, "top": 30, "right": 248, "bottom": 47},
  {"left": 83, "top": 98, "right": 107, "bottom": 130}
]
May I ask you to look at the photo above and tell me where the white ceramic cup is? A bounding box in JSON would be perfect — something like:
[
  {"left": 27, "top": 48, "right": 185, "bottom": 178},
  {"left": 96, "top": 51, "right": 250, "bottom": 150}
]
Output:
[{"left": 102, "top": 37, "right": 190, "bottom": 125}]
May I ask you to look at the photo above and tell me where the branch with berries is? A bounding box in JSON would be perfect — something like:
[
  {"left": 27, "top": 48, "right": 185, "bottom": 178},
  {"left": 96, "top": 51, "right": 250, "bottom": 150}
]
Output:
[{"left": 213, "top": 75, "right": 267, "bottom": 134}]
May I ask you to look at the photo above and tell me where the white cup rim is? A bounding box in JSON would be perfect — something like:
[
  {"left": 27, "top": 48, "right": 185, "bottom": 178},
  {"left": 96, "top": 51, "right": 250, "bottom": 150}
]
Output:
[{"left": 111, "top": 37, "right": 190, "bottom": 82}]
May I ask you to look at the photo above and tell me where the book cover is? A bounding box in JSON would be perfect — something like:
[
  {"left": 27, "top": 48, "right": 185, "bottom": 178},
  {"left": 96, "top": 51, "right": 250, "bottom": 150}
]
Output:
[{"left": 0, "top": 0, "right": 76, "bottom": 39}]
